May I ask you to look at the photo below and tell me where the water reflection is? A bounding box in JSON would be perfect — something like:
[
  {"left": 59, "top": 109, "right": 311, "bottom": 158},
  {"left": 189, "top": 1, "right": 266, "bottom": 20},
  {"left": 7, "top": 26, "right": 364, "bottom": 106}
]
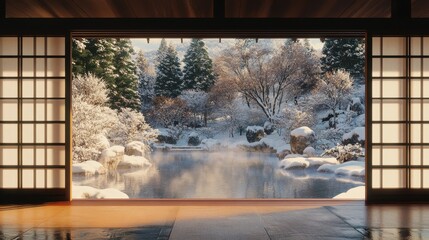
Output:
[{"left": 73, "top": 151, "right": 364, "bottom": 198}]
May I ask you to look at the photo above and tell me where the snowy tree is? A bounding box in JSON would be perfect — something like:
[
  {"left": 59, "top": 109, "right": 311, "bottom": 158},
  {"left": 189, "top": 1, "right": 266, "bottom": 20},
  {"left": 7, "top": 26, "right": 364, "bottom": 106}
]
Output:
[
  {"left": 313, "top": 70, "right": 353, "bottom": 129},
  {"left": 219, "top": 39, "right": 319, "bottom": 122},
  {"left": 180, "top": 90, "right": 209, "bottom": 127},
  {"left": 136, "top": 50, "right": 156, "bottom": 112},
  {"left": 155, "top": 38, "right": 168, "bottom": 66},
  {"left": 182, "top": 39, "right": 216, "bottom": 92},
  {"left": 155, "top": 44, "right": 183, "bottom": 98},
  {"left": 72, "top": 38, "right": 141, "bottom": 110},
  {"left": 321, "top": 38, "right": 365, "bottom": 82},
  {"left": 149, "top": 96, "right": 190, "bottom": 127},
  {"left": 110, "top": 39, "right": 141, "bottom": 111}
]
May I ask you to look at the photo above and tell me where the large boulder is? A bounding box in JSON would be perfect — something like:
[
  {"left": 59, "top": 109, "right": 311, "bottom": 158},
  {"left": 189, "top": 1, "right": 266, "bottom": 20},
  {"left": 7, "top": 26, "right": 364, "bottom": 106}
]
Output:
[
  {"left": 125, "top": 141, "right": 146, "bottom": 156},
  {"left": 246, "top": 126, "right": 265, "bottom": 143},
  {"left": 342, "top": 127, "right": 365, "bottom": 146},
  {"left": 98, "top": 146, "right": 124, "bottom": 171},
  {"left": 303, "top": 146, "right": 316, "bottom": 157},
  {"left": 290, "top": 126, "right": 316, "bottom": 154},
  {"left": 188, "top": 132, "right": 201, "bottom": 146}
]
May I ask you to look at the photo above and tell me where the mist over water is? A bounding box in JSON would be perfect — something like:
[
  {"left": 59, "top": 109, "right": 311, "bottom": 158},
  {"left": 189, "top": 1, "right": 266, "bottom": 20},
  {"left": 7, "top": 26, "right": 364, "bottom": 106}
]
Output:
[{"left": 73, "top": 151, "right": 363, "bottom": 199}]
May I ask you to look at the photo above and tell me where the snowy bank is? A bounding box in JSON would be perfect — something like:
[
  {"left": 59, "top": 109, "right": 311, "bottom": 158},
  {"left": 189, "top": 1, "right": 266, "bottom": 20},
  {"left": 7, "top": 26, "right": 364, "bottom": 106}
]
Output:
[
  {"left": 317, "top": 161, "right": 365, "bottom": 177},
  {"left": 333, "top": 186, "right": 365, "bottom": 199},
  {"left": 118, "top": 155, "right": 152, "bottom": 169},
  {"left": 72, "top": 160, "right": 106, "bottom": 176},
  {"left": 72, "top": 185, "right": 129, "bottom": 199},
  {"left": 279, "top": 156, "right": 337, "bottom": 170}
]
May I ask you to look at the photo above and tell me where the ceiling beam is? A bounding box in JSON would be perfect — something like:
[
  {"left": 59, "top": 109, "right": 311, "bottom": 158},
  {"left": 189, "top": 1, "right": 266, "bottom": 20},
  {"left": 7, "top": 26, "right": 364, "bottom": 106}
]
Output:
[
  {"left": 214, "top": 0, "right": 225, "bottom": 18},
  {"left": 391, "top": 0, "right": 411, "bottom": 19}
]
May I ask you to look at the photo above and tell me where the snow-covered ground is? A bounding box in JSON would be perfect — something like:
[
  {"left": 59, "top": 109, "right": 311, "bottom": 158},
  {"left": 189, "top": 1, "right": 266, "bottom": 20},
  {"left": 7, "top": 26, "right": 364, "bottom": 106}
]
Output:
[
  {"left": 333, "top": 186, "right": 365, "bottom": 199},
  {"left": 72, "top": 185, "right": 129, "bottom": 199},
  {"left": 279, "top": 156, "right": 338, "bottom": 169},
  {"left": 318, "top": 161, "right": 365, "bottom": 177}
]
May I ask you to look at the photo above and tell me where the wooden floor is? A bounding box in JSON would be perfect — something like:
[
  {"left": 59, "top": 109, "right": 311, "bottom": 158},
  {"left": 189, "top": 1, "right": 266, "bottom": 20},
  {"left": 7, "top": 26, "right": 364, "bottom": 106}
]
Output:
[{"left": 1, "top": 200, "right": 429, "bottom": 239}]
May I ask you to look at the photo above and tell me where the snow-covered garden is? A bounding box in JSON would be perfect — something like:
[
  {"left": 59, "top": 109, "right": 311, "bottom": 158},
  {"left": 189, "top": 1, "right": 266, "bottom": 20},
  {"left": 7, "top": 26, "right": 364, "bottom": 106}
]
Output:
[{"left": 72, "top": 38, "right": 365, "bottom": 199}]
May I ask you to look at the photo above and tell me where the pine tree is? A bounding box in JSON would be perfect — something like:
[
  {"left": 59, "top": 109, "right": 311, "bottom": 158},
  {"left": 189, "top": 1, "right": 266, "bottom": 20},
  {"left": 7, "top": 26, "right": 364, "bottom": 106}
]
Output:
[
  {"left": 182, "top": 39, "right": 216, "bottom": 92},
  {"left": 110, "top": 39, "right": 141, "bottom": 111},
  {"left": 136, "top": 50, "right": 155, "bottom": 112},
  {"left": 320, "top": 38, "right": 365, "bottom": 81},
  {"left": 155, "top": 38, "right": 168, "bottom": 66},
  {"left": 155, "top": 44, "right": 183, "bottom": 98},
  {"left": 72, "top": 38, "right": 141, "bottom": 111}
]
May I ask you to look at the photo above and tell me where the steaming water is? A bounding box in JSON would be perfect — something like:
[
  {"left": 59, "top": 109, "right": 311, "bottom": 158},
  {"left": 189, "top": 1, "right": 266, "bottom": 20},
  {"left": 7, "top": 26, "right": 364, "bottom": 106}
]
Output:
[{"left": 73, "top": 151, "right": 364, "bottom": 199}]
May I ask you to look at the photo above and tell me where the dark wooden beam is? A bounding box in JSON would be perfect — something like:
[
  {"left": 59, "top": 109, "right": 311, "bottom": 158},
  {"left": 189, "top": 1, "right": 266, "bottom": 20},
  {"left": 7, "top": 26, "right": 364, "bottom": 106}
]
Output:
[
  {"left": 214, "top": 0, "right": 225, "bottom": 18},
  {"left": 391, "top": 0, "right": 411, "bottom": 19},
  {"left": 0, "top": 0, "right": 5, "bottom": 19}
]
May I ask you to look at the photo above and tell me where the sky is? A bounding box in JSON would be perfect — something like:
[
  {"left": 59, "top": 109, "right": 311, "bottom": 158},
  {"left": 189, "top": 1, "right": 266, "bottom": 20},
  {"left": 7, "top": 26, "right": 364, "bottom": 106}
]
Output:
[{"left": 130, "top": 38, "right": 324, "bottom": 54}]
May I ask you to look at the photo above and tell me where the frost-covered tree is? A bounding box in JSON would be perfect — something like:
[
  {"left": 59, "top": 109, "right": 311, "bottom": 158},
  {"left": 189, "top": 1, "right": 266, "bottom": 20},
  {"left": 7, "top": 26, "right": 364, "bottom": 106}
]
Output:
[
  {"left": 182, "top": 39, "right": 216, "bottom": 92},
  {"left": 321, "top": 38, "right": 365, "bottom": 81},
  {"left": 149, "top": 96, "right": 190, "bottom": 127},
  {"left": 136, "top": 50, "right": 156, "bottom": 112},
  {"left": 155, "top": 38, "right": 168, "bottom": 66},
  {"left": 155, "top": 44, "right": 183, "bottom": 98},
  {"left": 180, "top": 90, "right": 209, "bottom": 127},
  {"left": 219, "top": 39, "right": 319, "bottom": 122},
  {"left": 314, "top": 70, "right": 353, "bottom": 128}
]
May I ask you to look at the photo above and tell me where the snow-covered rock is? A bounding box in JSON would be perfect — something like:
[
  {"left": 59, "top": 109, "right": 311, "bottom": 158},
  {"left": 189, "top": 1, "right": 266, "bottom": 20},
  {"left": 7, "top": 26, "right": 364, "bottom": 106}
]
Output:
[
  {"left": 279, "top": 156, "right": 337, "bottom": 170},
  {"left": 118, "top": 155, "right": 152, "bottom": 169},
  {"left": 98, "top": 145, "right": 125, "bottom": 171},
  {"left": 72, "top": 160, "right": 106, "bottom": 176},
  {"left": 188, "top": 131, "right": 201, "bottom": 146},
  {"left": 96, "top": 134, "right": 110, "bottom": 150},
  {"left": 317, "top": 161, "right": 365, "bottom": 177},
  {"left": 342, "top": 127, "right": 365, "bottom": 145},
  {"left": 201, "top": 138, "right": 221, "bottom": 151},
  {"left": 246, "top": 126, "right": 265, "bottom": 143},
  {"left": 279, "top": 157, "right": 309, "bottom": 169},
  {"left": 72, "top": 185, "right": 129, "bottom": 199},
  {"left": 125, "top": 141, "right": 146, "bottom": 156},
  {"left": 303, "top": 146, "right": 316, "bottom": 157},
  {"left": 263, "top": 121, "right": 274, "bottom": 135},
  {"left": 290, "top": 126, "right": 315, "bottom": 154},
  {"left": 157, "top": 128, "right": 178, "bottom": 144},
  {"left": 333, "top": 186, "right": 365, "bottom": 199}
]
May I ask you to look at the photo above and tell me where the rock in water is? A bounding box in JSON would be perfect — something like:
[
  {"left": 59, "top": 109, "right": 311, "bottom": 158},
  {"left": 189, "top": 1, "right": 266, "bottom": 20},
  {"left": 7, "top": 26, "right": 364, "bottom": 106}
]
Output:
[
  {"left": 98, "top": 146, "right": 125, "bottom": 171},
  {"left": 290, "top": 126, "right": 315, "bottom": 154},
  {"left": 188, "top": 132, "right": 201, "bottom": 146},
  {"left": 246, "top": 126, "right": 265, "bottom": 143},
  {"left": 125, "top": 141, "right": 146, "bottom": 156}
]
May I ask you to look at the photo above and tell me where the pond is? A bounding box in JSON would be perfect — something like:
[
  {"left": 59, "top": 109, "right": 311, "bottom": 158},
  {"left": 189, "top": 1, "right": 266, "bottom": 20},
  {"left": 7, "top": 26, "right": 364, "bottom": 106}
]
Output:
[{"left": 73, "top": 151, "right": 364, "bottom": 199}]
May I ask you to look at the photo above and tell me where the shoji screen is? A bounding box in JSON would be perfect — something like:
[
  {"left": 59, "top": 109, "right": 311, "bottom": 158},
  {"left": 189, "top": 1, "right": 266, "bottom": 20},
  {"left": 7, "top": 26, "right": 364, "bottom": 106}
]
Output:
[
  {"left": 371, "top": 37, "right": 429, "bottom": 197},
  {"left": 0, "top": 37, "right": 68, "bottom": 201}
]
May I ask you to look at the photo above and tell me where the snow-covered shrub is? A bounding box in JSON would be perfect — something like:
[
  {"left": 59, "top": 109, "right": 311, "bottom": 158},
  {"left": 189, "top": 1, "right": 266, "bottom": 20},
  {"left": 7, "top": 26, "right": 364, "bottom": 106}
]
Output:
[
  {"left": 109, "top": 108, "right": 158, "bottom": 149},
  {"left": 349, "top": 97, "right": 365, "bottom": 115},
  {"left": 72, "top": 96, "right": 118, "bottom": 162},
  {"left": 72, "top": 74, "right": 109, "bottom": 105},
  {"left": 321, "top": 143, "right": 364, "bottom": 163},
  {"left": 246, "top": 126, "right": 265, "bottom": 143},
  {"left": 277, "top": 106, "right": 316, "bottom": 140},
  {"left": 315, "top": 128, "right": 343, "bottom": 150},
  {"left": 187, "top": 132, "right": 201, "bottom": 146},
  {"left": 264, "top": 121, "right": 275, "bottom": 135}
]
